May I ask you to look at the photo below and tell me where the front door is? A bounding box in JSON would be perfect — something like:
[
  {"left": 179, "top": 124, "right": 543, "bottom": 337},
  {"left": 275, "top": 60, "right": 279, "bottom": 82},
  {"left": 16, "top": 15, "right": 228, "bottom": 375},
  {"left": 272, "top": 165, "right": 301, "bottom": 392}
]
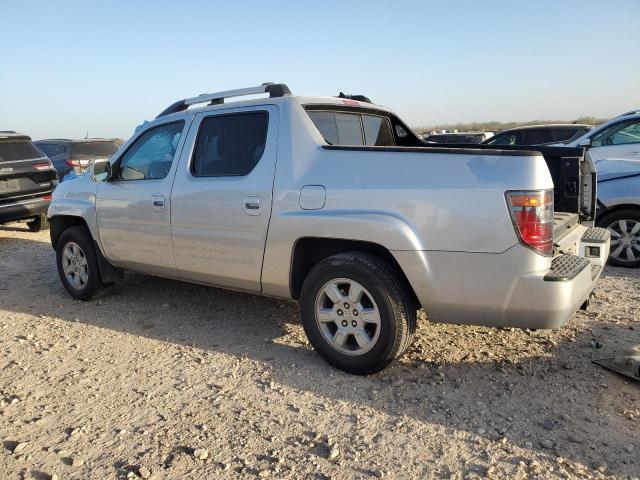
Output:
[
  {"left": 589, "top": 117, "right": 640, "bottom": 162},
  {"left": 170, "top": 105, "right": 279, "bottom": 291},
  {"left": 96, "top": 120, "right": 188, "bottom": 275}
]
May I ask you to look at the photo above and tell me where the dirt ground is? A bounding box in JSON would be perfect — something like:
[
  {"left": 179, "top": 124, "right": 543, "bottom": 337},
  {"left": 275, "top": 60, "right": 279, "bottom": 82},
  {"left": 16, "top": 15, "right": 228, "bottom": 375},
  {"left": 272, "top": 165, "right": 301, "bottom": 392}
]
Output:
[{"left": 0, "top": 225, "right": 638, "bottom": 480}]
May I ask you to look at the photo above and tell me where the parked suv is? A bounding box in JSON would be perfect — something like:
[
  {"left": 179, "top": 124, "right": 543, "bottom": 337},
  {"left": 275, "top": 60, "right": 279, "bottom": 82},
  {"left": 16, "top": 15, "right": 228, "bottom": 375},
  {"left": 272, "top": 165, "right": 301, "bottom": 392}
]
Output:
[
  {"left": 1, "top": 131, "right": 58, "bottom": 231},
  {"left": 422, "top": 132, "right": 493, "bottom": 144},
  {"left": 35, "top": 138, "right": 119, "bottom": 181},
  {"left": 48, "top": 84, "right": 609, "bottom": 374}
]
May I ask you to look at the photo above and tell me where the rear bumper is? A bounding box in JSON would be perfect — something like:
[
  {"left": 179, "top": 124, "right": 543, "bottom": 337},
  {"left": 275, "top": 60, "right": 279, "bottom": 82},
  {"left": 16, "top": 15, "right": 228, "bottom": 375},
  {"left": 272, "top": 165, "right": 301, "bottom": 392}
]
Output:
[
  {"left": 393, "top": 226, "right": 610, "bottom": 329},
  {"left": 0, "top": 196, "right": 50, "bottom": 224}
]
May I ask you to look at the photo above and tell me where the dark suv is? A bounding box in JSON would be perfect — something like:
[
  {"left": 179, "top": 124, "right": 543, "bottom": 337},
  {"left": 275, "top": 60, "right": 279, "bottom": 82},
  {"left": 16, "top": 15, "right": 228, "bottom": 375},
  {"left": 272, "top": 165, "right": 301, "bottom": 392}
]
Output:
[
  {"left": 34, "top": 138, "right": 119, "bottom": 181},
  {"left": 0, "top": 131, "right": 58, "bottom": 231},
  {"left": 482, "top": 124, "right": 592, "bottom": 146}
]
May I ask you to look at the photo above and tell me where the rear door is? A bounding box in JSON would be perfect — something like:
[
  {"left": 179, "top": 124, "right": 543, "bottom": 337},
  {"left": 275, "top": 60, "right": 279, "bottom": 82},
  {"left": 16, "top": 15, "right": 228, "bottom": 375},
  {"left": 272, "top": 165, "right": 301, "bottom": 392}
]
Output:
[
  {"left": 0, "top": 139, "right": 56, "bottom": 204},
  {"left": 170, "top": 105, "right": 279, "bottom": 291}
]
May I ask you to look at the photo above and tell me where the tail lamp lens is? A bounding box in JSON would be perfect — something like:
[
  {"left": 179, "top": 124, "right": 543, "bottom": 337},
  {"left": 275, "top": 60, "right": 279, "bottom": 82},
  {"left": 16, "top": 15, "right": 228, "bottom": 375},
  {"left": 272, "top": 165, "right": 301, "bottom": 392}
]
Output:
[{"left": 506, "top": 190, "right": 554, "bottom": 255}]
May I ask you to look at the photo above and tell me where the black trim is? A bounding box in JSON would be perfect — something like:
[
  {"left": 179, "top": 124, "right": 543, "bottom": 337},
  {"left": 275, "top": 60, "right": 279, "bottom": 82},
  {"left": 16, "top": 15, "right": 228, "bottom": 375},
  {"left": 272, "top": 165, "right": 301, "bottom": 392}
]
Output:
[
  {"left": 265, "top": 83, "right": 291, "bottom": 97},
  {"left": 156, "top": 100, "right": 187, "bottom": 119},
  {"left": 94, "top": 241, "right": 124, "bottom": 284},
  {"left": 338, "top": 92, "right": 372, "bottom": 103},
  {"left": 322, "top": 145, "right": 539, "bottom": 157},
  {"left": 598, "top": 172, "right": 640, "bottom": 184}
]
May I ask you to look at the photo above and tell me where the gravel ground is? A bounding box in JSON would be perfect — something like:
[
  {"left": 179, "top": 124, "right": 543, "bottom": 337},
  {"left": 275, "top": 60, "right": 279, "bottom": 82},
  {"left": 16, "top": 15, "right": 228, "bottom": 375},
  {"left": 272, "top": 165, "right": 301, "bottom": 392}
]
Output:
[{"left": 0, "top": 225, "right": 638, "bottom": 480}]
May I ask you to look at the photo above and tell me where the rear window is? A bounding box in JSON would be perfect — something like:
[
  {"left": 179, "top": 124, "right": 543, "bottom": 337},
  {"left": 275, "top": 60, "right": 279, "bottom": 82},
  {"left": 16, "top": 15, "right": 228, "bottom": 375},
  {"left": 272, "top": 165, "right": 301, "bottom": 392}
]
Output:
[
  {"left": 0, "top": 141, "right": 44, "bottom": 162},
  {"left": 72, "top": 141, "right": 118, "bottom": 157},
  {"left": 307, "top": 110, "right": 395, "bottom": 146},
  {"left": 38, "top": 143, "right": 66, "bottom": 157}
]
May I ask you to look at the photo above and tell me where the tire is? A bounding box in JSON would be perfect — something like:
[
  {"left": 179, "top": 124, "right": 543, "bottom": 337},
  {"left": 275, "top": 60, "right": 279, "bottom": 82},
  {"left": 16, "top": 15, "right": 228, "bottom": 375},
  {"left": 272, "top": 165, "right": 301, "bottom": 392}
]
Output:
[
  {"left": 597, "top": 209, "right": 640, "bottom": 268},
  {"left": 56, "top": 226, "right": 104, "bottom": 300},
  {"left": 27, "top": 214, "right": 48, "bottom": 232},
  {"left": 300, "top": 252, "right": 417, "bottom": 374}
]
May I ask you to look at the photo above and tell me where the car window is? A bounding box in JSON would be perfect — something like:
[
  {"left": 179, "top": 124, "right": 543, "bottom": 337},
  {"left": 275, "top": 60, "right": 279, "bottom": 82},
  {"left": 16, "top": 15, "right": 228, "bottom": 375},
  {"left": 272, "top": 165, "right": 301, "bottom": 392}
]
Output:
[
  {"left": 308, "top": 111, "right": 363, "bottom": 146},
  {"left": 551, "top": 129, "right": 581, "bottom": 142},
  {"left": 486, "top": 132, "right": 518, "bottom": 145},
  {"left": 192, "top": 112, "right": 268, "bottom": 176},
  {"left": 117, "top": 121, "right": 184, "bottom": 180},
  {"left": 591, "top": 119, "right": 640, "bottom": 147},
  {"left": 362, "top": 115, "right": 394, "bottom": 146},
  {"left": 0, "top": 141, "right": 44, "bottom": 162},
  {"left": 522, "top": 129, "right": 554, "bottom": 145},
  {"left": 37, "top": 143, "right": 66, "bottom": 157}
]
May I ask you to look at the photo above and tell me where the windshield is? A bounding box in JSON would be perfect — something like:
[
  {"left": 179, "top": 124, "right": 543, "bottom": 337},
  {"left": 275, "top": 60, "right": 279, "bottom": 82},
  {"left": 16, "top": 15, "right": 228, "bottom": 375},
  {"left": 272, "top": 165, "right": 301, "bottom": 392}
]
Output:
[{"left": 72, "top": 141, "right": 119, "bottom": 157}]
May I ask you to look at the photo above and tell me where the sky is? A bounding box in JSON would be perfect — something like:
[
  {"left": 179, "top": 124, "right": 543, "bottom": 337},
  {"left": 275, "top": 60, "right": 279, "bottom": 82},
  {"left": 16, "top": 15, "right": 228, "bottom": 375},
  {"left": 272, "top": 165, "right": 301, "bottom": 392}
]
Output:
[{"left": 1, "top": 0, "right": 639, "bottom": 140}]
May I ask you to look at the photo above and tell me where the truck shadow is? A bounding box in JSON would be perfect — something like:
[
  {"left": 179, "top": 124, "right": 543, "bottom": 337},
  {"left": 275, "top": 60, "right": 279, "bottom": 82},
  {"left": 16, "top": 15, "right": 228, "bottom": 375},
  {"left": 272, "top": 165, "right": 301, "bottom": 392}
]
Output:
[{"left": 1, "top": 231, "right": 638, "bottom": 477}]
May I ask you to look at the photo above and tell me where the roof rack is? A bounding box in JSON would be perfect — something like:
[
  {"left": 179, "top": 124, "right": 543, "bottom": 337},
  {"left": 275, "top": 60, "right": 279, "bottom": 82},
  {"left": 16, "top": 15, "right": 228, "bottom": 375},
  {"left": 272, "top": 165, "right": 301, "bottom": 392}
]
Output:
[
  {"left": 156, "top": 82, "right": 291, "bottom": 118},
  {"left": 337, "top": 92, "right": 373, "bottom": 104}
]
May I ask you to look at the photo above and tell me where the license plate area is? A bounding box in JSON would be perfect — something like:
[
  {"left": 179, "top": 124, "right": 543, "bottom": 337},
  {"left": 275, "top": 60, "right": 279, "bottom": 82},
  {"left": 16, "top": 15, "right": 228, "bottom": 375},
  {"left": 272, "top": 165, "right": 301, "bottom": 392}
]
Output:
[{"left": 0, "top": 179, "right": 21, "bottom": 194}]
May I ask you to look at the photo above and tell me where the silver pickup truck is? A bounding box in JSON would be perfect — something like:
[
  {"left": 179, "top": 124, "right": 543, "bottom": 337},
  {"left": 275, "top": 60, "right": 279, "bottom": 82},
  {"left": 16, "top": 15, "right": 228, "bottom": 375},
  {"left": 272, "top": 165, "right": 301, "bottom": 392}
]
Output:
[{"left": 48, "top": 83, "right": 610, "bottom": 374}]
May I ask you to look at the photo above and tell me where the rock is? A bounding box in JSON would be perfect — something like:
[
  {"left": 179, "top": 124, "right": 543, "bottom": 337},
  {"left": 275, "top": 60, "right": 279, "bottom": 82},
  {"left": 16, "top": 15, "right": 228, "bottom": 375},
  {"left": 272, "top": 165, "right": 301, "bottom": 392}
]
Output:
[
  {"left": 258, "top": 470, "right": 269, "bottom": 478},
  {"left": 12, "top": 441, "right": 28, "bottom": 454},
  {"left": 476, "top": 428, "right": 486, "bottom": 435},
  {"left": 49, "top": 475, "right": 59, "bottom": 480},
  {"left": 372, "top": 469, "right": 385, "bottom": 478},
  {"left": 162, "top": 303, "right": 170, "bottom": 308},
  {"left": 72, "top": 457, "right": 85, "bottom": 467},
  {"left": 138, "top": 465, "right": 151, "bottom": 478},
  {"left": 626, "top": 444, "right": 634, "bottom": 453},
  {"left": 590, "top": 340, "right": 603, "bottom": 348},
  {"left": 539, "top": 439, "right": 554, "bottom": 449},
  {"left": 594, "top": 462, "right": 607, "bottom": 473},
  {"left": 327, "top": 445, "right": 340, "bottom": 460},
  {"left": 193, "top": 448, "right": 209, "bottom": 460}
]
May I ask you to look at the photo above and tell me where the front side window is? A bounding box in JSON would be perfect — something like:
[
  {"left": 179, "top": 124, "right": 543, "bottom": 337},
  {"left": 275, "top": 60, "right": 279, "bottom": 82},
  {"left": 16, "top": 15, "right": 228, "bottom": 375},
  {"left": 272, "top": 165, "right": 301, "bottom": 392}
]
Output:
[
  {"left": 192, "top": 112, "right": 268, "bottom": 176},
  {"left": 592, "top": 119, "right": 640, "bottom": 146},
  {"left": 522, "top": 129, "right": 554, "bottom": 145},
  {"left": 117, "top": 121, "right": 184, "bottom": 180},
  {"left": 487, "top": 132, "right": 519, "bottom": 145},
  {"left": 307, "top": 110, "right": 395, "bottom": 147}
]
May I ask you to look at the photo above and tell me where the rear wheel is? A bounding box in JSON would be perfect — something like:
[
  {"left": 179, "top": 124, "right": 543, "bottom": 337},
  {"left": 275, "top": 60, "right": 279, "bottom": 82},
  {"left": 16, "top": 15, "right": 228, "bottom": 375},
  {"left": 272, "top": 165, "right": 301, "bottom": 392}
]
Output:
[
  {"left": 597, "top": 209, "right": 640, "bottom": 268},
  {"left": 56, "top": 226, "right": 103, "bottom": 300},
  {"left": 300, "top": 252, "right": 416, "bottom": 374},
  {"left": 27, "top": 214, "right": 48, "bottom": 232}
]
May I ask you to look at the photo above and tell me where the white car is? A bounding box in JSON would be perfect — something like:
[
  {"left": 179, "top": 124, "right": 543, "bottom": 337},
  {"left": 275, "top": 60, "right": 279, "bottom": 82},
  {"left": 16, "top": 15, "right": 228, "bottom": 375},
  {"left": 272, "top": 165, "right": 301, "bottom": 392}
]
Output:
[{"left": 565, "top": 110, "right": 640, "bottom": 162}]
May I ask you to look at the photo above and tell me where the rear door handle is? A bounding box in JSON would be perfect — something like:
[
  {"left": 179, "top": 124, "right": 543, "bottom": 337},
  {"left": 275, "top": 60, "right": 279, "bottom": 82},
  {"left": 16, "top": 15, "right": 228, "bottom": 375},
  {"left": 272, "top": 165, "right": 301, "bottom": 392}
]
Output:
[
  {"left": 152, "top": 193, "right": 165, "bottom": 212},
  {"left": 243, "top": 195, "right": 261, "bottom": 216}
]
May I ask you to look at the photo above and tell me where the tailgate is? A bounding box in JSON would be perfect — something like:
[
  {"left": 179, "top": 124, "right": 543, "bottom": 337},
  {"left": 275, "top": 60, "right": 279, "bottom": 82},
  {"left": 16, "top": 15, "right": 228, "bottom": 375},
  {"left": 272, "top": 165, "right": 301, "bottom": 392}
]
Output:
[{"left": 0, "top": 140, "right": 57, "bottom": 203}]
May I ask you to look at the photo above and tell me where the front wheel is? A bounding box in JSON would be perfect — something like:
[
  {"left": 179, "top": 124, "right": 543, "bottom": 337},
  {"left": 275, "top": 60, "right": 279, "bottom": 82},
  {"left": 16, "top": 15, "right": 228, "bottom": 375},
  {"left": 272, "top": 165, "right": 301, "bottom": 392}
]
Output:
[
  {"left": 597, "top": 209, "right": 640, "bottom": 268},
  {"left": 56, "top": 226, "right": 104, "bottom": 300},
  {"left": 300, "top": 252, "right": 416, "bottom": 374}
]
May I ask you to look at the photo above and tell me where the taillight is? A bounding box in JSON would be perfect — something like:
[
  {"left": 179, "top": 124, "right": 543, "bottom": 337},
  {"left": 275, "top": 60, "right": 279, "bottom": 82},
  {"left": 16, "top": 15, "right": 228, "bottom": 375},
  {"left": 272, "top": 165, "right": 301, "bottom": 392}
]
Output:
[
  {"left": 66, "top": 158, "right": 90, "bottom": 167},
  {"left": 44, "top": 195, "right": 52, "bottom": 201},
  {"left": 506, "top": 190, "right": 554, "bottom": 255}
]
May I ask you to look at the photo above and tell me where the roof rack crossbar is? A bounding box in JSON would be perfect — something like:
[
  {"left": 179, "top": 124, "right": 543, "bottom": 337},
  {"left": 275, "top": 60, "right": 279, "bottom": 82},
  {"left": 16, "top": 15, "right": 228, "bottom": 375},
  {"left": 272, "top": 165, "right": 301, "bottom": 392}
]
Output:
[{"left": 156, "top": 83, "right": 291, "bottom": 118}]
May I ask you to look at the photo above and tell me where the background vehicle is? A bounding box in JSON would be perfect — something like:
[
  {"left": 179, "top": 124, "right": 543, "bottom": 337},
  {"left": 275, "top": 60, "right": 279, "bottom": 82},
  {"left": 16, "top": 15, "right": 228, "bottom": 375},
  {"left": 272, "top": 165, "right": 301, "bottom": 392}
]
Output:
[
  {"left": 562, "top": 111, "right": 640, "bottom": 267},
  {"left": 35, "top": 138, "right": 119, "bottom": 181},
  {"left": 482, "top": 124, "right": 592, "bottom": 146},
  {"left": 48, "top": 84, "right": 608, "bottom": 374},
  {"left": 0, "top": 131, "right": 57, "bottom": 231},
  {"left": 422, "top": 131, "right": 493, "bottom": 144}
]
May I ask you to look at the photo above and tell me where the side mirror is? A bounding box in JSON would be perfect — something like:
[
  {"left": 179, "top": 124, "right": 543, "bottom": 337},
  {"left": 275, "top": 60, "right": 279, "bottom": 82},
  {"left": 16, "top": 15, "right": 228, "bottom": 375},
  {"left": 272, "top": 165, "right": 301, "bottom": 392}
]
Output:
[
  {"left": 577, "top": 137, "right": 592, "bottom": 147},
  {"left": 92, "top": 158, "right": 112, "bottom": 182}
]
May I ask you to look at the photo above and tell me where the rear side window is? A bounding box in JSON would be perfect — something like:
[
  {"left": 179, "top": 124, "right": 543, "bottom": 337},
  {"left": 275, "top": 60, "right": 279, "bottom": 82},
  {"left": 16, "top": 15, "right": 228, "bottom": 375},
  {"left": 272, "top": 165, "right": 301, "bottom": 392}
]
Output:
[
  {"left": 192, "top": 112, "right": 268, "bottom": 176},
  {"left": 72, "top": 141, "right": 118, "bottom": 157},
  {"left": 307, "top": 110, "right": 395, "bottom": 146},
  {"left": 38, "top": 143, "right": 66, "bottom": 157},
  {"left": 487, "top": 132, "right": 519, "bottom": 145},
  {"left": 552, "top": 129, "right": 581, "bottom": 142},
  {"left": 0, "top": 141, "right": 43, "bottom": 162}
]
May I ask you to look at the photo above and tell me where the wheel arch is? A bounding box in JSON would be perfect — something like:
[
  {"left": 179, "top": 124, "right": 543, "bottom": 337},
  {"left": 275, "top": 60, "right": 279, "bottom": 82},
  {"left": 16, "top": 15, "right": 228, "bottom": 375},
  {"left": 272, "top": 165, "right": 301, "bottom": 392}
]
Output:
[
  {"left": 49, "top": 215, "right": 89, "bottom": 250},
  {"left": 596, "top": 203, "right": 640, "bottom": 224},
  {"left": 289, "top": 237, "right": 420, "bottom": 309}
]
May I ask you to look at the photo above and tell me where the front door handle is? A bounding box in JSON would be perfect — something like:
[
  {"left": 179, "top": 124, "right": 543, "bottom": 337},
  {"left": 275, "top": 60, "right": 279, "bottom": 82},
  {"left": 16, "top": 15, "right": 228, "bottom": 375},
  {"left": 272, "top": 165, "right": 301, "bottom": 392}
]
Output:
[
  {"left": 243, "top": 195, "right": 261, "bottom": 216},
  {"left": 152, "top": 193, "right": 165, "bottom": 212}
]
